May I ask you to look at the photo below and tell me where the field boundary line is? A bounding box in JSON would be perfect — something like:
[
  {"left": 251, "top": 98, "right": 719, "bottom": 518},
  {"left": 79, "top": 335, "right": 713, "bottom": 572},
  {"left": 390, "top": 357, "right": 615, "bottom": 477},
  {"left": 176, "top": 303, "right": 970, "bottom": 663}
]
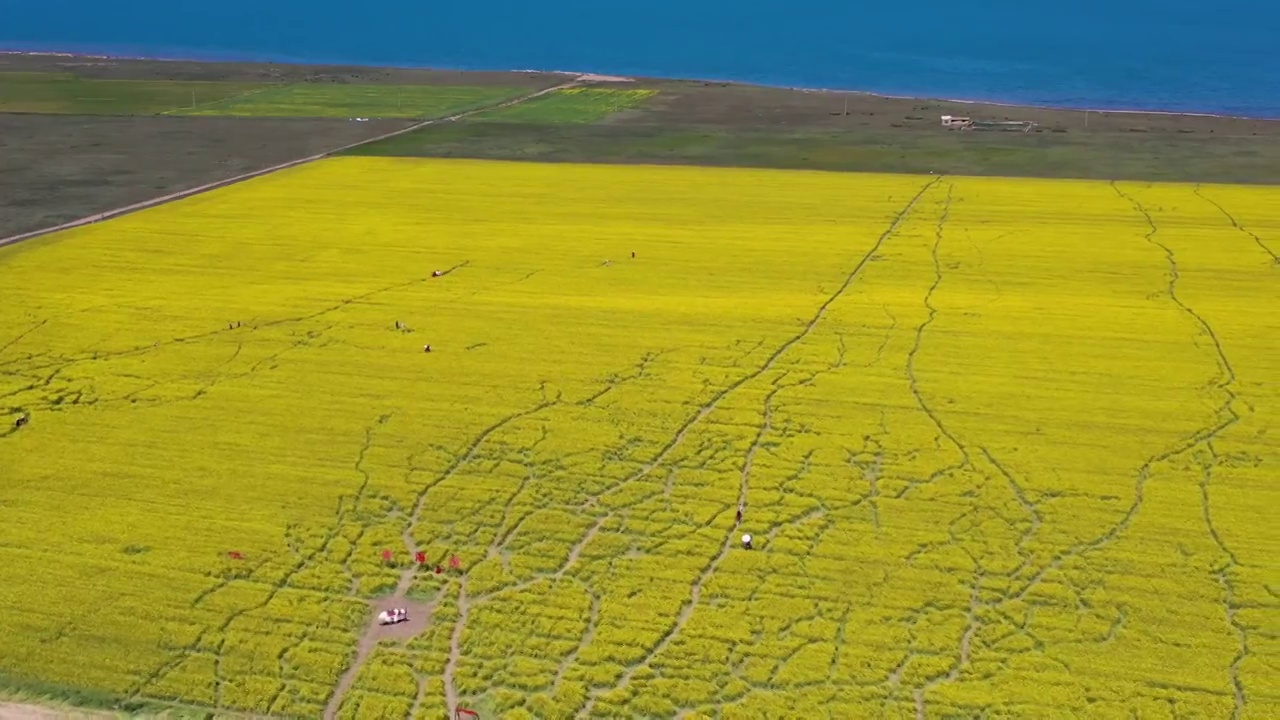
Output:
[{"left": 0, "top": 79, "right": 582, "bottom": 251}]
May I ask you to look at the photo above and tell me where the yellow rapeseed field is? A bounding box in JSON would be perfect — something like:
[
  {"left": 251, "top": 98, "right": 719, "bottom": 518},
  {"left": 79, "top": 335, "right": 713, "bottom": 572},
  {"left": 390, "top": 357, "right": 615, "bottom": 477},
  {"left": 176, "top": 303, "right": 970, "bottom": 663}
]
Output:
[{"left": 0, "top": 158, "right": 1276, "bottom": 719}]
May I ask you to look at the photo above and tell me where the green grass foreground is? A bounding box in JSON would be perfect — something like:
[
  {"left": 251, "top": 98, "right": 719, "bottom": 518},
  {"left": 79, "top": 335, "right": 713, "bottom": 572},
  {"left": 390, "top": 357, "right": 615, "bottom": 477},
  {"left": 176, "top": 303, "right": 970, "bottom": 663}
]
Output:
[{"left": 470, "top": 87, "right": 656, "bottom": 123}]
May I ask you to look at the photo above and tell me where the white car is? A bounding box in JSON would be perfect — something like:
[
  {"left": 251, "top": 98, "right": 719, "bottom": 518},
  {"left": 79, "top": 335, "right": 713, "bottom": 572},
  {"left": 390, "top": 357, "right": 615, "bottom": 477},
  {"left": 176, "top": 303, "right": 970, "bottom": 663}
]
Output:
[{"left": 378, "top": 608, "right": 408, "bottom": 625}]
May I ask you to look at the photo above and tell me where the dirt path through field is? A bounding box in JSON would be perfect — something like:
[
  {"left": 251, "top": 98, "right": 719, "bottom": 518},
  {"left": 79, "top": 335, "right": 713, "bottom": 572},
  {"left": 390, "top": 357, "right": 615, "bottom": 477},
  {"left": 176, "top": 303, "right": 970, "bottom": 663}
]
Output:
[
  {"left": 322, "top": 593, "right": 437, "bottom": 720},
  {"left": 325, "top": 377, "right": 531, "bottom": 720},
  {"left": 0, "top": 79, "right": 583, "bottom": 251},
  {"left": 571, "top": 178, "right": 941, "bottom": 717}
]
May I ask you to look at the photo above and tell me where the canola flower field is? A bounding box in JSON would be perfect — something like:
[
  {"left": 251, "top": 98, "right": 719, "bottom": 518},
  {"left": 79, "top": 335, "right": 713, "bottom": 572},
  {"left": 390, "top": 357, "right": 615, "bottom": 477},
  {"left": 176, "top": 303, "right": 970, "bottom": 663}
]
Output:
[{"left": 0, "top": 158, "right": 1277, "bottom": 719}]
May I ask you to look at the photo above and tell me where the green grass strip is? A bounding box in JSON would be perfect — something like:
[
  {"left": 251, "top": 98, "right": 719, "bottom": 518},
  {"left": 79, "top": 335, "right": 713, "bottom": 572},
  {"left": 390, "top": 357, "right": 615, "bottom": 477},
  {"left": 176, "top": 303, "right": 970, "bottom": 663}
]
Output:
[{"left": 470, "top": 87, "right": 656, "bottom": 124}]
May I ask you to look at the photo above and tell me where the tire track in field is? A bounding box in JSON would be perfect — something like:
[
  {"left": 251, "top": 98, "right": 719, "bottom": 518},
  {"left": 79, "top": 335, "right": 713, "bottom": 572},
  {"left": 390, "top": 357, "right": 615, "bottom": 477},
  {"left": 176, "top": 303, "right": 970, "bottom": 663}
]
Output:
[
  {"left": 324, "top": 389, "right": 550, "bottom": 718},
  {"left": 430, "top": 354, "right": 676, "bottom": 712},
  {"left": 257, "top": 420, "right": 396, "bottom": 704},
  {"left": 914, "top": 568, "right": 984, "bottom": 720},
  {"left": 898, "top": 184, "right": 1039, "bottom": 716},
  {"left": 1115, "top": 186, "right": 1248, "bottom": 717},
  {"left": 1008, "top": 184, "right": 1238, "bottom": 597},
  {"left": 0, "top": 263, "right": 470, "bottom": 442},
  {"left": 557, "top": 177, "right": 943, "bottom": 588},
  {"left": 900, "top": 186, "right": 1039, "bottom": 561},
  {"left": 324, "top": 387, "right": 559, "bottom": 719},
  {"left": 1201, "top": 441, "right": 1249, "bottom": 720},
  {"left": 326, "top": 352, "right": 661, "bottom": 717},
  {"left": 454, "top": 181, "right": 935, "bottom": 716},
  {"left": 346, "top": 394, "right": 560, "bottom": 718},
  {"left": 1119, "top": 184, "right": 1248, "bottom": 718},
  {"left": 551, "top": 586, "right": 600, "bottom": 696},
  {"left": 577, "top": 378, "right": 784, "bottom": 718},
  {"left": 1002, "top": 185, "right": 1248, "bottom": 716},
  {"left": 0, "top": 319, "right": 46, "bottom": 360},
  {"left": 1194, "top": 185, "right": 1278, "bottom": 264},
  {"left": 4, "top": 260, "right": 468, "bottom": 376},
  {"left": 899, "top": 183, "right": 970, "bottom": 498},
  {"left": 29, "top": 263, "right": 472, "bottom": 703},
  {"left": 137, "top": 413, "right": 393, "bottom": 709},
  {"left": 441, "top": 581, "right": 472, "bottom": 717},
  {"left": 484, "top": 427, "right": 551, "bottom": 567},
  {"left": 571, "top": 177, "right": 941, "bottom": 717},
  {"left": 325, "top": 583, "right": 449, "bottom": 720},
  {"left": 1188, "top": 183, "right": 1273, "bottom": 706}
]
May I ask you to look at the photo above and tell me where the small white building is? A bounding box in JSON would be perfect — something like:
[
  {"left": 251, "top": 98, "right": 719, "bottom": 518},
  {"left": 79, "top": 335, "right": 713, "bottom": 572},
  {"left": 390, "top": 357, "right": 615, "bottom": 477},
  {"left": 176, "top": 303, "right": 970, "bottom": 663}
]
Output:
[{"left": 941, "top": 115, "right": 973, "bottom": 128}]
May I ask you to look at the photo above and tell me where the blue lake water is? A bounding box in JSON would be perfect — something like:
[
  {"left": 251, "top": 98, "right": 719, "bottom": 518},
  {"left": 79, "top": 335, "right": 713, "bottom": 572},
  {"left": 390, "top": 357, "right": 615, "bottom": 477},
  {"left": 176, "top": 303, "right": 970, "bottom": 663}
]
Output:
[{"left": 3, "top": 0, "right": 1277, "bottom": 117}]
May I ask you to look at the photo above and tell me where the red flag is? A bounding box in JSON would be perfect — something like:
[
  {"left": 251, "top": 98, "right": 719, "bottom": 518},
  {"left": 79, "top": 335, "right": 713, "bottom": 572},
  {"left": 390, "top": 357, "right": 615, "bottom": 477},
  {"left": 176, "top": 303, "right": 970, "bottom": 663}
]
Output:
[
  {"left": 448, "top": 555, "right": 461, "bottom": 570},
  {"left": 381, "top": 549, "right": 393, "bottom": 562},
  {"left": 414, "top": 551, "right": 426, "bottom": 565}
]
